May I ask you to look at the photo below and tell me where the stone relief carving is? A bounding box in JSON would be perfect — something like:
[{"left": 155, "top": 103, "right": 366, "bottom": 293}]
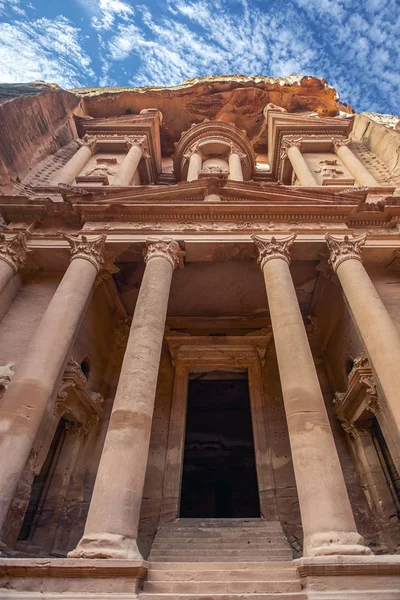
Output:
[
  {"left": 77, "top": 135, "right": 98, "bottom": 153},
  {"left": 280, "top": 136, "right": 303, "bottom": 160},
  {"left": 0, "top": 232, "right": 31, "bottom": 273},
  {"left": 252, "top": 234, "right": 296, "bottom": 268},
  {"left": 325, "top": 233, "right": 366, "bottom": 272},
  {"left": 0, "top": 362, "right": 15, "bottom": 399},
  {"left": 334, "top": 354, "right": 381, "bottom": 439}
]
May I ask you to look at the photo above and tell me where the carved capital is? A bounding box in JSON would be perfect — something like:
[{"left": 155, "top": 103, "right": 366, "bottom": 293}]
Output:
[
  {"left": 62, "top": 233, "right": 107, "bottom": 272},
  {"left": 77, "top": 135, "right": 97, "bottom": 153},
  {"left": 325, "top": 234, "right": 366, "bottom": 272},
  {"left": 252, "top": 234, "right": 296, "bottom": 269},
  {"left": 143, "top": 239, "right": 185, "bottom": 270},
  {"left": 280, "top": 136, "right": 303, "bottom": 160},
  {"left": 332, "top": 137, "right": 351, "bottom": 152},
  {"left": 0, "top": 232, "right": 31, "bottom": 273},
  {"left": 229, "top": 143, "right": 247, "bottom": 160}
]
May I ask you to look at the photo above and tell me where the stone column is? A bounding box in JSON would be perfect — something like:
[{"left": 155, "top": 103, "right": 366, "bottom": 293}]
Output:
[
  {"left": 229, "top": 149, "right": 244, "bottom": 181},
  {"left": 281, "top": 137, "right": 318, "bottom": 187},
  {"left": 333, "top": 139, "right": 380, "bottom": 187},
  {"left": 0, "top": 232, "right": 30, "bottom": 296},
  {"left": 52, "top": 137, "right": 97, "bottom": 186},
  {"left": 252, "top": 234, "right": 370, "bottom": 557},
  {"left": 326, "top": 234, "right": 400, "bottom": 443},
  {"left": 0, "top": 234, "right": 106, "bottom": 542},
  {"left": 69, "top": 239, "right": 185, "bottom": 560},
  {"left": 187, "top": 148, "right": 203, "bottom": 182},
  {"left": 112, "top": 137, "right": 146, "bottom": 186}
]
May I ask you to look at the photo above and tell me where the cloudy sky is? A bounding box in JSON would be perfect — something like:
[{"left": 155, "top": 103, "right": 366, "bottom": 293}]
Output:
[{"left": 0, "top": 0, "right": 399, "bottom": 115}]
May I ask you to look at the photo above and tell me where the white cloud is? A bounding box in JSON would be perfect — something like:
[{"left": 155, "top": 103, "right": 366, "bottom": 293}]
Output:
[
  {"left": 0, "top": 0, "right": 25, "bottom": 16},
  {"left": 91, "top": 0, "right": 134, "bottom": 30},
  {"left": 0, "top": 16, "right": 94, "bottom": 88}
]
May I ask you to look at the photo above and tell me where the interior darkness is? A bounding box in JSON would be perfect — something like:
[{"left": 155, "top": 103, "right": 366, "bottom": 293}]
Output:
[{"left": 180, "top": 373, "right": 260, "bottom": 518}]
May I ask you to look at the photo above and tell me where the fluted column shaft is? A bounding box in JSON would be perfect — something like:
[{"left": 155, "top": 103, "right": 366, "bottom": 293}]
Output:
[
  {"left": 229, "top": 151, "right": 244, "bottom": 181},
  {"left": 287, "top": 145, "right": 318, "bottom": 187},
  {"left": 52, "top": 140, "right": 96, "bottom": 186},
  {"left": 187, "top": 151, "right": 202, "bottom": 182},
  {"left": 0, "top": 233, "right": 30, "bottom": 296},
  {"left": 326, "top": 234, "right": 400, "bottom": 442},
  {"left": 0, "top": 235, "right": 106, "bottom": 541},
  {"left": 69, "top": 239, "right": 184, "bottom": 560},
  {"left": 252, "top": 234, "right": 370, "bottom": 557},
  {"left": 334, "top": 141, "right": 380, "bottom": 187},
  {"left": 112, "top": 142, "right": 143, "bottom": 186}
]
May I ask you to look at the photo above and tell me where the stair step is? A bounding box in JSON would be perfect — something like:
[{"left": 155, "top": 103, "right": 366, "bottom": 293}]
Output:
[
  {"left": 139, "top": 594, "right": 306, "bottom": 599},
  {"left": 144, "top": 580, "right": 302, "bottom": 593},
  {"left": 149, "top": 557, "right": 292, "bottom": 563},
  {"left": 150, "top": 549, "right": 292, "bottom": 556},
  {"left": 149, "top": 562, "right": 296, "bottom": 570},
  {"left": 148, "top": 569, "right": 299, "bottom": 582},
  {"left": 152, "top": 542, "right": 289, "bottom": 549}
]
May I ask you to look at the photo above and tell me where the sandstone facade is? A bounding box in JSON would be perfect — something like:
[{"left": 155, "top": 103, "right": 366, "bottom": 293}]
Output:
[{"left": 0, "top": 76, "right": 400, "bottom": 598}]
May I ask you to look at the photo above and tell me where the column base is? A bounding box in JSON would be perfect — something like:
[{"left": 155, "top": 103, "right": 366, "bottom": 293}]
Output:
[
  {"left": 68, "top": 532, "right": 144, "bottom": 560},
  {"left": 305, "top": 531, "right": 373, "bottom": 557}
]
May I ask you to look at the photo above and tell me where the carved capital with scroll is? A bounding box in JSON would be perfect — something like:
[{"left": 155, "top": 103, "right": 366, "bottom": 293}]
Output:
[
  {"left": 252, "top": 234, "right": 296, "bottom": 269},
  {"left": 77, "top": 135, "right": 98, "bottom": 153},
  {"left": 0, "top": 232, "right": 31, "bottom": 273},
  {"left": 332, "top": 137, "right": 351, "bottom": 152},
  {"left": 143, "top": 238, "right": 185, "bottom": 270},
  {"left": 325, "top": 233, "right": 366, "bottom": 272},
  {"left": 62, "top": 233, "right": 107, "bottom": 273},
  {"left": 280, "top": 136, "right": 303, "bottom": 160}
]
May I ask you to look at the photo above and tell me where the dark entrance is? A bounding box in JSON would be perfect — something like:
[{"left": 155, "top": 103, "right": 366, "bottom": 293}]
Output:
[{"left": 180, "top": 372, "right": 260, "bottom": 518}]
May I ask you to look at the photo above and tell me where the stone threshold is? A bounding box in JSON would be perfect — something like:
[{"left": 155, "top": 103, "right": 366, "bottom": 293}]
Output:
[{"left": 0, "top": 558, "right": 149, "bottom": 577}]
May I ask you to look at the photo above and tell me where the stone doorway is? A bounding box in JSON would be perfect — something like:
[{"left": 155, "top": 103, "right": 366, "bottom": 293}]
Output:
[
  {"left": 180, "top": 372, "right": 260, "bottom": 518},
  {"left": 160, "top": 333, "right": 276, "bottom": 522}
]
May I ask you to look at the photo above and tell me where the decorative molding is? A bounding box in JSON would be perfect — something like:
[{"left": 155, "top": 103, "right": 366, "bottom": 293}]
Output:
[
  {"left": 62, "top": 233, "right": 107, "bottom": 272},
  {"left": 252, "top": 233, "right": 296, "bottom": 268},
  {"left": 0, "top": 232, "right": 31, "bottom": 273},
  {"left": 143, "top": 238, "right": 185, "bottom": 270},
  {"left": 325, "top": 233, "right": 366, "bottom": 272}
]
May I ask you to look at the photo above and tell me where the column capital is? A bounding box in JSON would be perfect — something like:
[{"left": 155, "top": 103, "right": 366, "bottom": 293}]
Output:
[
  {"left": 125, "top": 135, "right": 150, "bottom": 159},
  {"left": 325, "top": 234, "right": 366, "bottom": 272},
  {"left": 252, "top": 234, "right": 296, "bottom": 269},
  {"left": 332, "top": 136, "right": 351, "bottom": 152},
  {"left": 143, "top": 239, "right": 185, "bottom": 270},
  {"left": 280, "top": 135, "right": 303, "bottom": 159},
  {"left": 229, "top": 142, "right": 246, "bottom": 160},
  {"left": 77, "top": 135, "right": 98, "bottom": 153},
  {"left": 62, "top": 233, "right": 107, "bottom": 273},
  {"left": 0, "top": 232, "right": 31, "bottom": 273},
  {"left": 183, "top": 143, "right": 203, "bottom": 161}
]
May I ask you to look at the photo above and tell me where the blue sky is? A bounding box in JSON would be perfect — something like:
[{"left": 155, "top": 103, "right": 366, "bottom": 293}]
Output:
[{"left": 0, "top": 0, "right": 399, "bottom": 115}]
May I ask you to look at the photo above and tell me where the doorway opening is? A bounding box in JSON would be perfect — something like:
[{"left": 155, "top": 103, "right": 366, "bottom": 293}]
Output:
[{"left": 180, "top": 371, "right": 260, "bottom": 518}]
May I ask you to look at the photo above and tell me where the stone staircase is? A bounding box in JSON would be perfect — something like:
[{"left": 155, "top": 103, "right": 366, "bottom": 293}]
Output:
[{"left": 139, "top": 519, "right": 305, "bottom": 599}]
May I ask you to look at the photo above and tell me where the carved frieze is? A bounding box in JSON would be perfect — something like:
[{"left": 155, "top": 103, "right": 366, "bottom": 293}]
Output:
[
  {"left": 252, "top": 234, "right": 296, "bottom": 268},
  {"left": 0, "top": 232, "right": 31, "bottom": 273},
  {"left": 143, "top": 238, "right": 185, "bottom": 270},
  {"left": 325, "top": 233, "right": 366, "bottom": 272}
]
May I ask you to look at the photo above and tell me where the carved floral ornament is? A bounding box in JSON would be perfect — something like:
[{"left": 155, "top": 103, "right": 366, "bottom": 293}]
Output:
[
  {"left": 62, "top": 233, "right": 107, "bottom": 272},
  {"left": 331, "top": 136, "right": 351, "bottom": 152},
  {"left": 77, "top": 135, "right": 98, "bottom": 153},
  {"left": 124, "top": 135, "right": 151, "bottom": 159},
  {"left": 325, "top": 233, "right": 366, "bottom": 272},
  {"left": 143, "top": 238, "right": 186, "bottom": 270},
  {"left": 0, "top": 232, "right": 31, "bottom": 273},
  {"left": 252, "top": 234, "right": 296, "bottom": 269}
]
